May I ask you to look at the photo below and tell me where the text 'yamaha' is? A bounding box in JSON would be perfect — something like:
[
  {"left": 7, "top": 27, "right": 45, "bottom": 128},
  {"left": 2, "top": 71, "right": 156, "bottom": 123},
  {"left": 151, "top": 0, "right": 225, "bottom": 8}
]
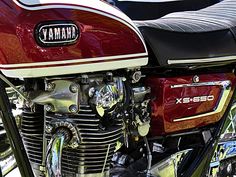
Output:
[{"left": 35, "top": 21, "right": 80, "bottom": 47}]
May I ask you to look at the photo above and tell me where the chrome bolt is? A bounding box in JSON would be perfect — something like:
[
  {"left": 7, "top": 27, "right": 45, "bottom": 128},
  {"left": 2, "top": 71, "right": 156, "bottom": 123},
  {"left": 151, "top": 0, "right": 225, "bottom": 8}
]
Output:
[
  {"left": 45, "top": 104, "right": 54, "bottom": 112},
  {"left": 46, "top": 83, "right": 55, "bottom": 91},
  {"left": 132, "top": 71, "right": 142, "bottom": 83},
  {"left": 71, "top": 141, "right": 79, "bottom": 148},
  {"left": 106, "top": 72, "right": 113, "bottom": 82},
  {"left": 227, "top": 163, "right": 232, "bottom": 173},
  {"left": 25, "top": 101, "right": 33, "bottom": 108},
  {"left": 39, "top": 166, "right": 46, "bottom": 172},
  {"left": 193, "top": 75, "right": 200, "bottom": 83},
  {"left": 70, "top": 83, "right": 79, "bottom": 93},
  {"left": 45, "top": 125, "right": 53, "bottom": 133},
  {"left": 69, "top": 105, "right": 78, "bottom": 113},
  {"left": 88, "top": 87, "right": 95, "bottom": 97},
  {"left": 81, "top": 74, "right": 89, "bottom": 84}
]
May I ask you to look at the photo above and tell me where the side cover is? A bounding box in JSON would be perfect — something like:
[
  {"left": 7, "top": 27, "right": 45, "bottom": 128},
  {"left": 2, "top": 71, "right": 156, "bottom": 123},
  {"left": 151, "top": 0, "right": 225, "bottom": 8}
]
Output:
[
  {"left": 147, "top": 73, "right": 236, "bottom": 135},
  {"left": 0, "top": 0, "right": 147, "bottom": 78}
]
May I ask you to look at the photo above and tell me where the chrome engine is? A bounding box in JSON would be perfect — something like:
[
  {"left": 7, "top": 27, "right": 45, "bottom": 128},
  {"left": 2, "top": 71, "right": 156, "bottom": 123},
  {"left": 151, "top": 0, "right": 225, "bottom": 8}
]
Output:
[{"left": 17, "top": 72, "right": 151, "bottom": 177}]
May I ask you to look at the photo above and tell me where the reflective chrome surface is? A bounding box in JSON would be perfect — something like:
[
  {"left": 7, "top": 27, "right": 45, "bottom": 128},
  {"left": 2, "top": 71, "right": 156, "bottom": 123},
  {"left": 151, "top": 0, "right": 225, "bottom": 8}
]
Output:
[
  {"left": 168, "top": 55, "right": 236, "bottom": 65},
  {"left": 170, "top": 80, "right": 231, "bottom": 89},
  {"left": 45, "top": 105, "right": 124, "bottom": 176},
  {"left": 210, "top": 103, "right": 236, "bottom": 176},
  {"left": 89, "top": 77, "right": 124, "bottom": 117},
  {"left": 30, "top": 80, "right": 80, "bottom": 114},
  {"left": 49, "top": 121, "right": 81, "bottom": 149},
  {"left": 0, "top": 118, "right": 16, "bottom": 176},
  {"left": 46, "top": 129, "right": 70, "bottom": 177},
  {"left": 0, "top": 153, "right": 16, "bottom": 176},
  {"left": 150, "top": 149, "right": 192, "bottom": 177},
  {"left": 0, "top": 74, "right": 28, "bottom": 101}
]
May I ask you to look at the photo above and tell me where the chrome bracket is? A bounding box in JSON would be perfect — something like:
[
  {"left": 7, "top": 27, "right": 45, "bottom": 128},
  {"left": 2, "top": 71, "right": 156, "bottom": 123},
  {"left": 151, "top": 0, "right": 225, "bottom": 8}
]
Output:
[{"left": 30, "top": 80, "right": 80, "bottom": 114}]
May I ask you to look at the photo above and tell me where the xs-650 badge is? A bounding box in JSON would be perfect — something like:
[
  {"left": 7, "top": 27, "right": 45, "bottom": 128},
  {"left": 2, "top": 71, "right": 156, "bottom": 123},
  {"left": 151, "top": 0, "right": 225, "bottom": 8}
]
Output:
[
  {"left": 35, "top": 21, "right": 80, "bottom": 47},
  {"left": 176, "top": 95, "right": 214, "bottom": 104}
]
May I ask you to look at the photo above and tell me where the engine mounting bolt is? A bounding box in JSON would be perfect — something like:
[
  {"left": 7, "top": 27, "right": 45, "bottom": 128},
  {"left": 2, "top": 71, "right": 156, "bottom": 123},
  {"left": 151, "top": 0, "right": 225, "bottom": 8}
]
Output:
[
  {"left": 25, "top": 101, "right": 33, "bottom": 108},
  {"left": 45, "top": 125, "right": 53, "bottom": 133},
  {"left": 193, "top": 75, "right": 200, "bottom": 83},
  {"left": 69, "top": 105, "right": 78, "bottom": 113},
  {"left": 70, "top": 83, "right": 79, "bottom": 93},
  {"left": 46, "top": 83, "right": 55, "bottom": 91},
  {"left": 81, "top": 74, "right": 89, "bottom": 84},
  {"left": 132, "top": 71, "right": 142, "bottom": 83},
  {"left": 45, "top": 104, "right": 54, "bottom": 112},
  {"left": 71, "top": 142, "right": 79, "bottom": 148},
  {"left": 106, "top": 72, "right": 113, "bottom": 82},
  {"left": 88, "top": 87, "right": 95, "bottom": 97},
  {"left": 227, "top": 163, "right": 232, "bottom": 173}
]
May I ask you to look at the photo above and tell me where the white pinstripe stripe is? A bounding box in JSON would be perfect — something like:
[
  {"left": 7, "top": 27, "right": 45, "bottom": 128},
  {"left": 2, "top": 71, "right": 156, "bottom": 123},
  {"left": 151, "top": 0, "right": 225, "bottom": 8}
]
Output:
[
  {"left": 0, "top": 53, "right": 147, "bottom": 68},
  {"left": 2, "top": 57, "right": 148, "bottom": 78}
]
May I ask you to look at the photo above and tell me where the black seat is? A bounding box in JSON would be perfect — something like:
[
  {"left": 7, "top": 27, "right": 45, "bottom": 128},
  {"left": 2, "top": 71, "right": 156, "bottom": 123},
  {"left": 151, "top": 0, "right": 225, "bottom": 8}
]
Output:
[
  {"left": 135, "top": 0, "right": 236, "bottom": 67},
  {"left": 114, "top": 0, "right": 218, "bottom": 20}
]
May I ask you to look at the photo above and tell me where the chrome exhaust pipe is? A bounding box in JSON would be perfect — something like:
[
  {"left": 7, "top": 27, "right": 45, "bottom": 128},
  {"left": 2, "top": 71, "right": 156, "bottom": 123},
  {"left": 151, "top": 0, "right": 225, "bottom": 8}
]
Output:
[{"left": 46, "top": 128, "right": 71, "bottom": 177}]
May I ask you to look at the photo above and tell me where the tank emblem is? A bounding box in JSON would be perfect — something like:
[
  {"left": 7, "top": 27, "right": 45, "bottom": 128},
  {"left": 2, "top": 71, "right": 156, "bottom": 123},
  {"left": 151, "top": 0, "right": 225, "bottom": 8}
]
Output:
[{"left": 35, "top": 21, "right": 80, "bottom": 47}]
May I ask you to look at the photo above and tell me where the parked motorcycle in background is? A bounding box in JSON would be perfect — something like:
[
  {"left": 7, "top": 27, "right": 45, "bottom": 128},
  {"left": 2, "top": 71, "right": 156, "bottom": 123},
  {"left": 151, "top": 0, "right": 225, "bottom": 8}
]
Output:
[{"left": 0, "top": 0, "right": 236, "bottom": 177}]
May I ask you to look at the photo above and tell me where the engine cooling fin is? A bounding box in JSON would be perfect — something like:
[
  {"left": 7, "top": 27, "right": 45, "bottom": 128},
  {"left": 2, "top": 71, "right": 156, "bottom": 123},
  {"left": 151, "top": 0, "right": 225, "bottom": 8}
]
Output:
[
  {"left": 21, "top": 108, "right": 44, "bottom": 165},
  {"left": 21, "top": 105, "right": 124, "bottom": 177}
]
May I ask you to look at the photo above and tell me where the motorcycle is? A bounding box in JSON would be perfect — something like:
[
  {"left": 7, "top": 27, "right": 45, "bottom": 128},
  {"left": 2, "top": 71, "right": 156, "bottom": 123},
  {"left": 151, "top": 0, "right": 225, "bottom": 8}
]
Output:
[{"left": 0, "top": 0, "right": 236, "bottom": 177}]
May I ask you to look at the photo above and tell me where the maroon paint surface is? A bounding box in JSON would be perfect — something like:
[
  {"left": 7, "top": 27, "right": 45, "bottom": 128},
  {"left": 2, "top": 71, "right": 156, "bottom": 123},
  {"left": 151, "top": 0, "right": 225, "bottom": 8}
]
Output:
[
  {"left": 147, "top": 73, "right": 236, "bottom": 135},
  {"left": 0, "top": 1, "right": 145, "bottom": 65}
]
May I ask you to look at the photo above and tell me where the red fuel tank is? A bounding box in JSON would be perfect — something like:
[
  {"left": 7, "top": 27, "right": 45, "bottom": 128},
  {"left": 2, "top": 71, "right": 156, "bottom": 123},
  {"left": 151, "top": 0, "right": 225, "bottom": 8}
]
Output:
[
  {"left": 147, "top": 73, "right": 236, "bottom": 135},
  {"left": 0, "top": 0, "right": 147, "bottom": 78}
]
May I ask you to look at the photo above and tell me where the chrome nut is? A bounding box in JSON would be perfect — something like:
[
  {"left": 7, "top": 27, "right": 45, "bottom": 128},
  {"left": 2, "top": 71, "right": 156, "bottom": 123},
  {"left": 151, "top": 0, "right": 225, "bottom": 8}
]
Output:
[
  {"left": 69, "top": 105, "right": 78, "bottom": 113},
  {"left": 46, "top": 83, "right": 55, "bottom": 91},
  {"left": 70, "top": 83, "right": 79, "bottom": 93},
  {"left": 45, "top": 124, "right": 53, "bottom": 133},
  {"left": 45, "top": 104, "right": 54, "bottom": 112}
]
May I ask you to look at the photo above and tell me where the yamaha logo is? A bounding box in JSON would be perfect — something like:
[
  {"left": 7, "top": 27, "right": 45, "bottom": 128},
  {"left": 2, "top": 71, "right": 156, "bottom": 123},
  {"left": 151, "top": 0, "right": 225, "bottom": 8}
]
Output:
[{"left": 35, "top": 21, "right": 80, "bottom": 47}]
